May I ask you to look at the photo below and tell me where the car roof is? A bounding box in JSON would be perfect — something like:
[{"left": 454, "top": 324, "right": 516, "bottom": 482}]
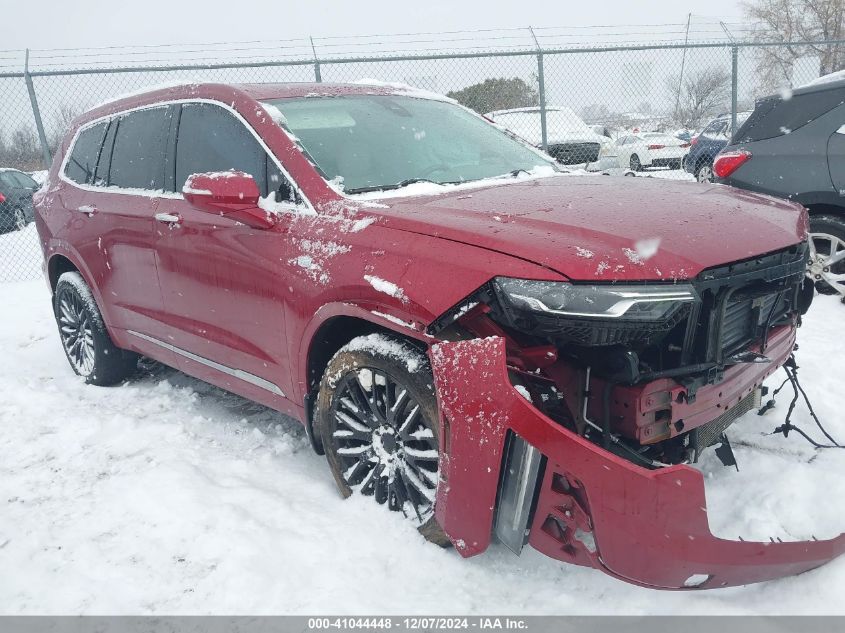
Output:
[{"left": 75, "top": 81, "right": 448, "bottom": 129}]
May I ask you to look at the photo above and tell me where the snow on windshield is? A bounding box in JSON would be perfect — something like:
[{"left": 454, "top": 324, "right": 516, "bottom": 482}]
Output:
[{"left": 262, "top": 94, "right": 557, "bottom": 195}]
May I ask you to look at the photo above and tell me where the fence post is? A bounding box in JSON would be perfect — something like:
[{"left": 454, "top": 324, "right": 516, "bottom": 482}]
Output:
[
  {"left": 730, "top": 46, "right": 739, "bottom": 135},
  {"left": 310, "top": 37, "right": 322, "bottom": 83},
  {"left": 24, "top": 49, "right": 51, "bottom": 169},
  {"left": 529, "top": 27, "right": 547, "bottom": 151}
]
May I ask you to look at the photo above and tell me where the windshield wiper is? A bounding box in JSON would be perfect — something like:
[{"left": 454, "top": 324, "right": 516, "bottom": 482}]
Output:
[
  {"left": 346, "top": 178, "right": 452, "bottom": 194},
  {"left": 506, "top": 169, "right": 530, "bottom": 178}
]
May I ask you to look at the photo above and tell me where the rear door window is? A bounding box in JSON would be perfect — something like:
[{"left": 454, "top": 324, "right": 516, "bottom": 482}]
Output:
[
  {"left": 93, "top": 119, "right": 117, "bottom": 187},
  {"left": 700, "top": 120, "right": 727, "bottom": 139},
  {"left": 108, "top": 107, "right": 171, "bottom": 190},
  {"left": 64, "top": 121, "right": 107, "bottom": 185}
]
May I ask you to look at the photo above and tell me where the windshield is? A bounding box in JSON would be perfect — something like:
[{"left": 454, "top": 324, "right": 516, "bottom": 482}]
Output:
[{"left": 264, "top": 95, "right": 556, "bottom": 194}]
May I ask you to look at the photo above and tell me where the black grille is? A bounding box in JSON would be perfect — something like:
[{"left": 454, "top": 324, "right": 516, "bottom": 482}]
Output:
[
  {"left": 691, "top": 389, "right": 760, "bottom": 460},
  {"left": 722, "top": 296, "right": 755, "bottom": 352},
  {"left": 721, "top": 292, "right": 786, "bottom": 355},
  {"left": 548, "top": 142, "right": 600, "bottom": 165}
]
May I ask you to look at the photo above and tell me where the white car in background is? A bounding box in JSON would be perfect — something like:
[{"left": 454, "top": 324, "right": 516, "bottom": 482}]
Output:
[
  {"left": 614, "top": 132, "right": 691, "bottom": 171},
  {"left": 485, "top": 106, "right": 617, "bottom": 171}
]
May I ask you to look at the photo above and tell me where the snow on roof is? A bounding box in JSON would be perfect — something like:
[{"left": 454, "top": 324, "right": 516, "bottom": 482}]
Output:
[
  {"left": 90, "top": 81, "right": 204, "bottom": 110},
  {"left": 801, "top": 69, "right": 845, "bottom": 88},
  {"left": 350, "top": 78, "right": 458, "bottom": 104}
]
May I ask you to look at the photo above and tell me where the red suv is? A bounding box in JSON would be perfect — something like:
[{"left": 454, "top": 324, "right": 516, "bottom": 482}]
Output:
[{"left": 34, "top": 83, "right": 844, "bottom": 590}]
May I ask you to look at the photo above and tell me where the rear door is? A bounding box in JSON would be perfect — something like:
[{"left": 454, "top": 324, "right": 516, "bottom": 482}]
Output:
[
  {"left": 78, "top": 106, "right": 173, "bottom": 342},
  {"left": 153, "top": 101, "right": 303, "bottom": 404}
]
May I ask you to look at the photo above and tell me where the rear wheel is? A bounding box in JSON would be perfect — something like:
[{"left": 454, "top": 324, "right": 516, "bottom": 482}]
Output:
[
  {"left": 808, "top": 216, "right": 845, "bottom": 298},
  {"left": 316, "top": 333, "right": 449, "bottom": 545},
  {"left": 629, "top": 154, "right": 642, "bottom": 171},
  {"left": 13, "top": 208, "right": 27, "bottom": 231},
  {"left": 54, "top": 271, "right": 139, "bottom": 385},
  {"left": 696, "top": 163, "right": 714, "bottom": 183}
]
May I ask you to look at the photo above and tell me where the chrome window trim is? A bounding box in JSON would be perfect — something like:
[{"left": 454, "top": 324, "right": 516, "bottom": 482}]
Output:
[
  {"left": 127, "top": 329, "right": 286, "bottom": 397},
  {"left": 59, "top": 98, "right": 315, "bottom": 214}
]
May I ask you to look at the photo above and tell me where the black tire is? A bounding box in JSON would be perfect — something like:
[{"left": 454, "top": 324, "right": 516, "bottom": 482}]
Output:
[
  {"left": 629, "top": 154, "right": 642, "bottom": 171},
  {"left": 316, "top": 333, "right": 449, "bottom": 546},
  {"left": 54, "top": 271, "right": 139, "bottom": 386},
  {"left": 808, "top": 215, "right": 845, "bottom": 297}
]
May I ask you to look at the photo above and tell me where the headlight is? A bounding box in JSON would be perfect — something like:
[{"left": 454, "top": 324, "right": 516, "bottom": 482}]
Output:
[{"left": 493, "top": 277, "right": 696, "bottom": 321}]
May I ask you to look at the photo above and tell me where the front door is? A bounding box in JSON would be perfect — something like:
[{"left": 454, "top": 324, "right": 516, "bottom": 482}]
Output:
[{"left": 153, "top": 102, "right": 303, "bottom": 407}]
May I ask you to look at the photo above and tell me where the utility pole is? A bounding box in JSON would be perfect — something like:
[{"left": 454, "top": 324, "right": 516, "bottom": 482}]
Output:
[{"left": 674, "top": 13, "right": 692, "bottom": 123}]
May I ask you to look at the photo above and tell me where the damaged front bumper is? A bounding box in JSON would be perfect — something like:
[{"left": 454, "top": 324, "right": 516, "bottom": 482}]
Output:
[{"left": 429, "top": 336, "right": 845, "bottom": 590}]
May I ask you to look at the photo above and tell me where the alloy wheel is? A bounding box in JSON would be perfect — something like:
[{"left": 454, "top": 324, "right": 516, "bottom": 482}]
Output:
[
  {"left": 808, "top": 232, "right": 845, "bottom": 298},
  {"left": 331, "top": 367, "right": 439, "bottom": 523},
  {"left": 58, "top": 292, "right": 96, "bottom": 376},
  {"left": 14, "top": 208, "right": 26, "bottom": 230},
  {"left": 697, "top": 165, "right": 713, "bottom": 183}
]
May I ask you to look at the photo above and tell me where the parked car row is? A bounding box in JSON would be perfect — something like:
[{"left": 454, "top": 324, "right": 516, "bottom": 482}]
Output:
[
  {"left": 486, "top": 107, "right": 695, "bottom": 173},
  {"left": 486, "top": 106, "right": 618, "bottom": 170},
  {"left": 31, "top": 81, "right": 841, "bottom": 591}
]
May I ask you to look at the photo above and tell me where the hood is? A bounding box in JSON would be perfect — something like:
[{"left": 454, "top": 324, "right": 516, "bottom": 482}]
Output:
[{"left": 368, "top": 175, "right": 806, "bottom": 281}]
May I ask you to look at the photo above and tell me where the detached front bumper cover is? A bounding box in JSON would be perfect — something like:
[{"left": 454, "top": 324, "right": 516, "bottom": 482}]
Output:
[{"left": 429, "top": 337, "right": 845, "bottom": 590}]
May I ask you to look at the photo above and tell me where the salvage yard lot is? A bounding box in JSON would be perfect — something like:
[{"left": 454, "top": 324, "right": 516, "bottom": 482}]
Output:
[{"left": 1, "top": 230, "right": 844, "bottom": 614}]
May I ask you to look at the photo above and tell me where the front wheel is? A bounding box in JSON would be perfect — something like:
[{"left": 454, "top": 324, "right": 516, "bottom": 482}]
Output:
[
  {"left": 316, "top": 333, "right": 449, "bottom": 545},
  {"left": 807, "top": 215, "right": 845, "bottom": 298},
  {"left": 54, "top": 271, "right": 139, "bottom": 385}
]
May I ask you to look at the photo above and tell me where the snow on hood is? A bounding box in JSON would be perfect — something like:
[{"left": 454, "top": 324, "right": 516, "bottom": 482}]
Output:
[{"left": 365, "top": 176, "right": 806, "bottom": 282}]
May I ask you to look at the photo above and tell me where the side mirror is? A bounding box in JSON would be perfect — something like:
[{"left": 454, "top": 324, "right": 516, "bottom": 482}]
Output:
[{"left": 182, "top": 171, "right": 276, "bottom": 229}]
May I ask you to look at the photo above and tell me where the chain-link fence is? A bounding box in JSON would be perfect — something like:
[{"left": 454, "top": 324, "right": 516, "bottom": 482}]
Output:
[{"left": 1, "top": 28, "right": 843, "bottom": 282}]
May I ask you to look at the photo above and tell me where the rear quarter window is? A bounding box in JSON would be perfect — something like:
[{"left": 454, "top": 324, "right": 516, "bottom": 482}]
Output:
[
  {"left": 734, "top": 86, "right": 845, "bottom": 143},
  {"left": 64, "top": 122, "right": 107, "bottom": 185}
]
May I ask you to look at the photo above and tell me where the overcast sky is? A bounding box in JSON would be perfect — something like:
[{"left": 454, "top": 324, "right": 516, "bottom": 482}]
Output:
[{"left": 3, "top": 0, "right": 746, "bottom": 51}]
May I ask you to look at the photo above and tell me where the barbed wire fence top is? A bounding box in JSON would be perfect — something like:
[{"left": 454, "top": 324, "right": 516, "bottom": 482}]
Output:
[{"left": 1, "top": 18, "right": 843, "bottom": 281}]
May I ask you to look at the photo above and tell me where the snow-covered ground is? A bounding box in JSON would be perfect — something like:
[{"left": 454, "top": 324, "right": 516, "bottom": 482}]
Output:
[{"left": 1, "top": 279, "right": 844, "bottom": 614}]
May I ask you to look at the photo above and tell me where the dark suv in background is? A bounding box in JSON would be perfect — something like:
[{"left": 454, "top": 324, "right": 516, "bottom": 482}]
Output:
[
  {"left": 0, "top": 168, "right": 38, "bottom": 232},
  {"left": 683, "top": 111, "right": 750, "bottom": 182},
  {"left": 715, "top": 78, "right": 845, "bottom": 300}
]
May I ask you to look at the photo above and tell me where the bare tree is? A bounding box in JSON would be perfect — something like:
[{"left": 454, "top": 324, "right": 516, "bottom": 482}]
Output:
[
  {"left": 743, "top": 0, "right": 845, "bottom": 89},
  {"left": 665, "top": 67, "right": 732, "bottom": 129},
  {"left": 49, "top": 104, "right": 81, "bottom": 152},
  {"left": 2, "top": 126, "right": 42, "bottom": 171}
]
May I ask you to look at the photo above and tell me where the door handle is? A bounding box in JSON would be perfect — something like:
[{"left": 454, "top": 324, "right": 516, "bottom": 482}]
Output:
[
  {"left": 74, "top": 205, "right": 98, "bottom": 216},
  {"left": 155, "top": 212, "right": 182, "bottom": 225}
]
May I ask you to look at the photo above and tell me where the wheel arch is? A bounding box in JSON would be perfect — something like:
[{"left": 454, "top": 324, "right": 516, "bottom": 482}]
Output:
[
  {"left": 804, "top": 202, "right": 845, "bottom": 220},
  {"left": 47, "top": 253, "right": 80, "bottom": 293},
  {"left": 301, "top": 308, "right": 430, "bottom": 454}
]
